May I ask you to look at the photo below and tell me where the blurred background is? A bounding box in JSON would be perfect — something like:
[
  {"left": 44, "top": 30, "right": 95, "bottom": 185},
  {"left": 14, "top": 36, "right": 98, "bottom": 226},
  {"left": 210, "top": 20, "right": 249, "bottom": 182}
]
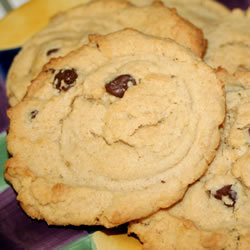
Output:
[
  {"left": 217, "top": 0, "right": 250, "bottom": 9},
  {"left": 0, "top": 0, "right": 28, "bottom": 19}
]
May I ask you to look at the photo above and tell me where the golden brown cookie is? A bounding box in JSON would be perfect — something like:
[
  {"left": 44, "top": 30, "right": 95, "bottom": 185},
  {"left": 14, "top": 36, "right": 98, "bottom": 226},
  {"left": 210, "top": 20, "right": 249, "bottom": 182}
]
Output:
[{"left": 5, "top": 29, "right": 224, "bottom": 228}]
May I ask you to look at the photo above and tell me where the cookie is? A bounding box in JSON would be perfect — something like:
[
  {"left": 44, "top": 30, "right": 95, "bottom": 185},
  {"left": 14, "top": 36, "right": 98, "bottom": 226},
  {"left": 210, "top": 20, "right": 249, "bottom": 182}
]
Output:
[
  {"left": 129, "top": 69, "right": 250, "bottom": 250},
  {"left": 129, "top": 0, "right": 231, "bottom": 28},
  {"left": 6, "top": 0, "right": 206, "bottom": 106},
  {"left": 4, "top": 29, "right": 224, "bottom": 227},
  {"left": 204, "top": 9, "right": 250, "bottom": 74},
  {"left": 161, "top": 0, "right": 231, "bottom": 29},
  {"left": 0, "top": 0, "right": 91, "bottom": 50}
]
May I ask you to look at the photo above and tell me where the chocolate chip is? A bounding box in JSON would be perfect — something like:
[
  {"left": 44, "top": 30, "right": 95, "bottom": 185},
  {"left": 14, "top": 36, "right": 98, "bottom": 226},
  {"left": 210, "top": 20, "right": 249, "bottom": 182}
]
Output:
[
  {"left": 161, "top": 180, "right": 166, "bottom": 184},
  {"left": 46, "top": 48, "right": 60, "bottom": 56},
  {"left": 213, "top": 185, "right": 237, "bottom": 207},
  {"left": 105, "top": 74, "right": 136, "bottom": 98},
  {"left": 53, "top": 68, "right": 78, "bottom": 91},
  {"left": 30, "top": 110, "right": 39, "bottom": 119}
]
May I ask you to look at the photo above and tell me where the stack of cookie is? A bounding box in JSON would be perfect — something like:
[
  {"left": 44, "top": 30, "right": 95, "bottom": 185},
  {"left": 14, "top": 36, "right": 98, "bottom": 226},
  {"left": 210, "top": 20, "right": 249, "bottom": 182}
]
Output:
[{"left": 4, "top": 0, "right": 250, "bottom": 249}]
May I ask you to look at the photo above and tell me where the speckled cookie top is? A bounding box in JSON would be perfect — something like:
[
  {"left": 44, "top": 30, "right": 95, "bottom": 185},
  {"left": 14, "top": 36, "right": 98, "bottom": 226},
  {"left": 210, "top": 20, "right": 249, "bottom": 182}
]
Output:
[
  {"left": 5, "top": 29, "right": 224, "bottom": 228},
  {"left": 6, "top": 0, "right": 206, "bottom": 106}
]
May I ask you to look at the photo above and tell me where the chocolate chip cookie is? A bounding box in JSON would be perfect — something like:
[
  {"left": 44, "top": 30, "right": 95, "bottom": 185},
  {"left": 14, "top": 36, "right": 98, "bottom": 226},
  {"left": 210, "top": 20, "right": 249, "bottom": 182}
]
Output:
[
  {"left": 6, "top": 0, "right": 206, "bottom": 106},
  {"left": 129, "top": 69, "right": 250, "bottom": 250},
  {"left": 5, "top": 29, "right": 224, "bottom": 227}
]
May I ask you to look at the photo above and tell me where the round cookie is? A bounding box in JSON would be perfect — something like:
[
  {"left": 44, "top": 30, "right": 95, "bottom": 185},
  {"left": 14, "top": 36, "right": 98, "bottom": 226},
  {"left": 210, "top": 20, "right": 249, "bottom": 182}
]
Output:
[
  {"left": 6, "top": 0, "right": 206, "bottom": 106},
  {"left": 5, "top": 29, "right": 225, "bottom": 228},
  {"left": 204, "top": 9, "right": 250, "bottom": 74},
  {"left": 129, "top": 69, "right": 250, "bottom": 249}
]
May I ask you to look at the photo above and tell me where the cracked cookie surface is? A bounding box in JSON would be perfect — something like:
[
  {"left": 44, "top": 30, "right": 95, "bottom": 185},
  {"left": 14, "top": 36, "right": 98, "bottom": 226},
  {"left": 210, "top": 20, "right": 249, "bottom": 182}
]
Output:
[
  {"left": 129, "top": 70, "right": 250, "bottom": 249},
  {"left": 6, "top": 0, "right": 206, "bottom": 106},
  {"left": 5, "top": 29, "right": 224, "bottom": 227}
]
